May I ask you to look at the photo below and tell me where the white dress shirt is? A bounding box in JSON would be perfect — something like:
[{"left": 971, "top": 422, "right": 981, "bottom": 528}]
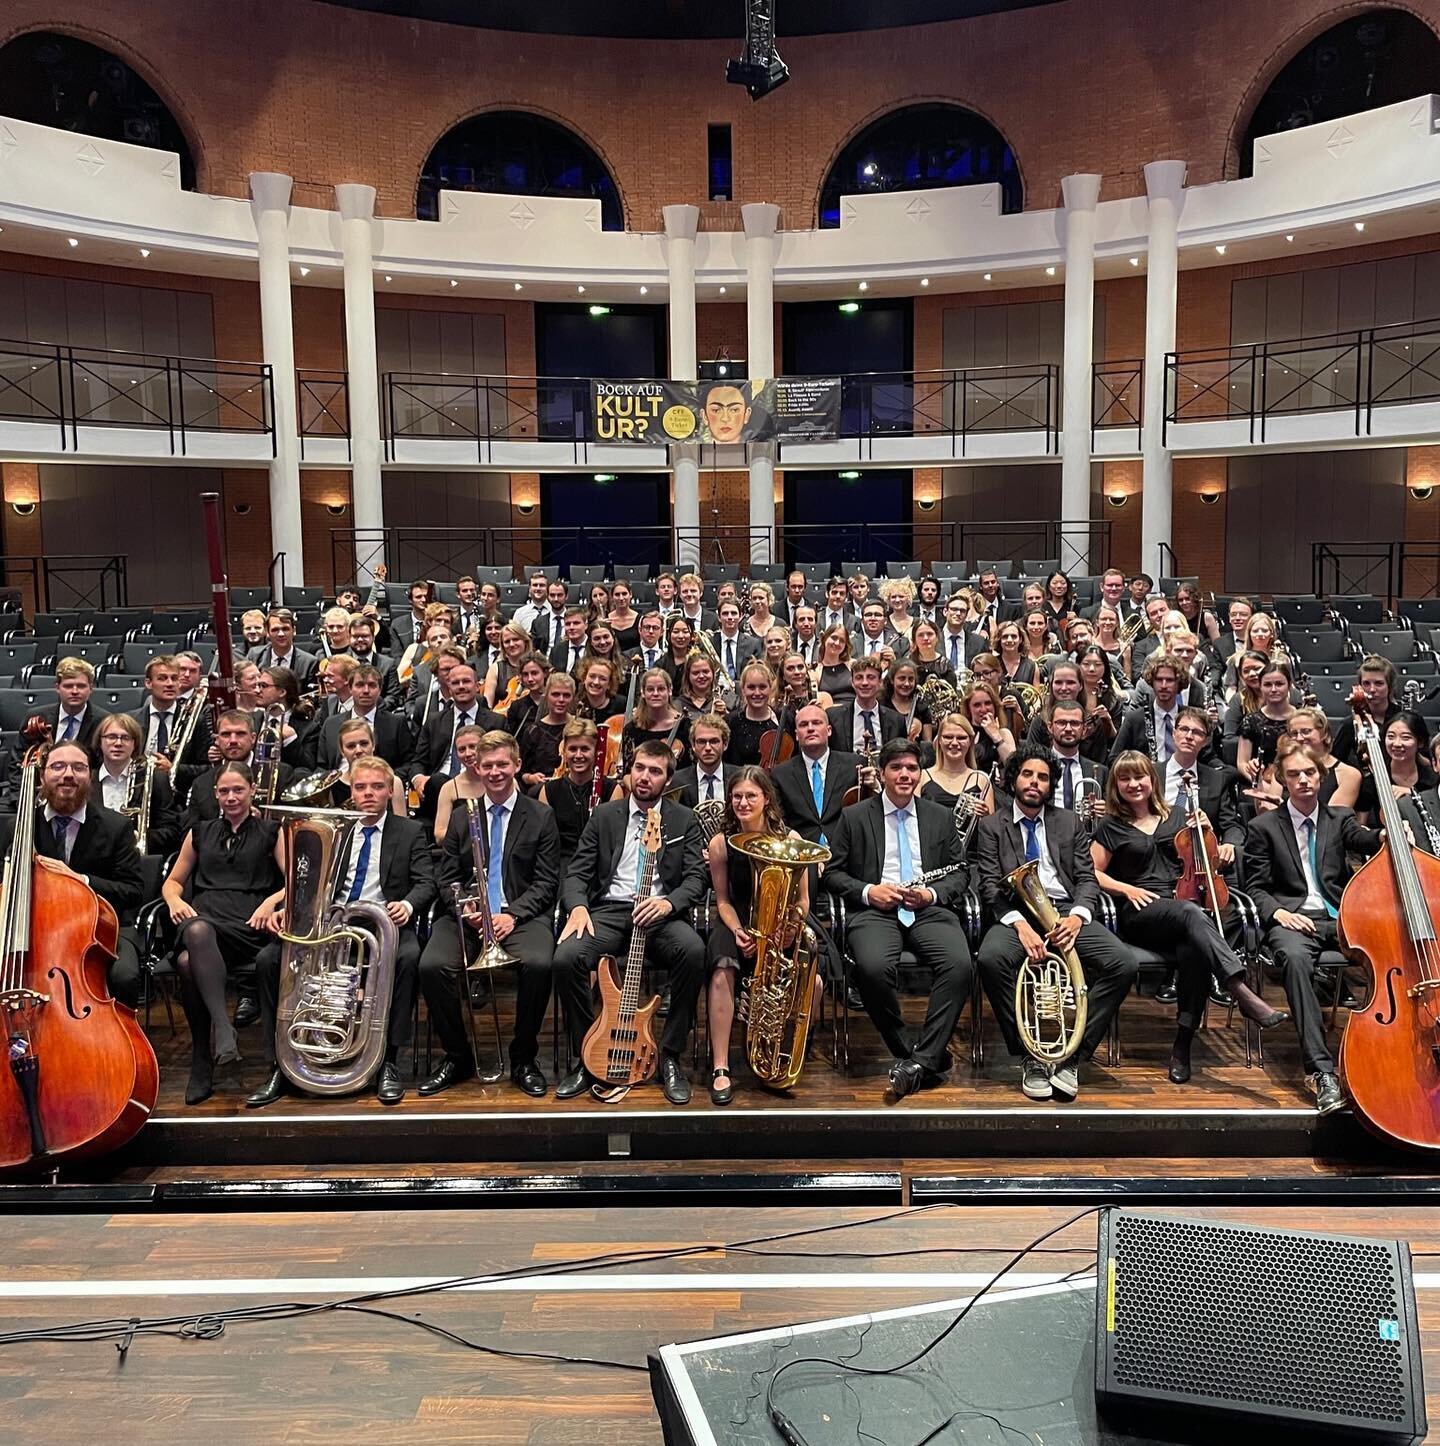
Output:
[
  {"left": 1002, "top": 803, "right": 1091, "bottom": 925},
  {"left": 42, "top": 802, "right": 88, "bottom": 868},
  {"left": 607, "top": 804, "right": 664, "bottom": 901},
  {"left": 1152, "top": 702, "right": 1178, "bottom": 761},
  {"left": 99, "top": 765, "right": 133, "bottom": 814},
  {"left": 694, "top": 766, "right": 725, "bottom": 804},
  {"left": 341, "top": 811, "right": 389, "bottom": 908},
  {"left": 851, "top": 701, "right": 882, "bottom": 748},
  {"left": 142, "top": 703, "right": 176, "bottom": 754},
  {"left": 55, "top": 706, "right": 89, "bottom": 744},
  {"left": 823, "top": 608, "right": 848, "bottom": 631},
  {"left": 861, "top": 794, "right": 923, "bottom": 906},
  {"left": 1287, "top": 801, "right": 1328, "bottom": 913}
]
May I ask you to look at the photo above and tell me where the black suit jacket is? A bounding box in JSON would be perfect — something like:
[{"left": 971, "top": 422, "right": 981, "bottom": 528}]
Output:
[
  {"left": 710, "top": 630, "right": 761, "bottom": 674},
  {"left": 771, "top": 750, "right": 861, "bottom": 844},
  {"left": 407, "top": 703, "right": 505, "bottom": 781},
  {"left": 974, "top": 805, "right": 1099, "bottom": 918},
  {"left": 129, "top": 703, "right": 213, "bottom": 804},
  {"left": 549, "top": 637, "right": 589, "bottom": 676},
  {"left": 437, "top": 792, "right": 560, "bottom": 927},
  {"left": 355, "top": 813, "right": 438, "bottom": 922},
  {"left": 1399, "top": 786, "right": 1440, "bottom": 855},
  {"left": 315, "top": 709, "right": 412, "bottom": 770},
  {"left": 562, "top": 797, "right": 706, "bottom": 916},
  {"left": 0, "top": 802, "right": 145, "bottom": 925},
  {"left": 529, "top": 609, "right": 568, "bottom": 653},
  {"left": 1158, "top": 759, "right": 1245, "bottom": 850},
  {"left": 825, "top": 702, "right": 906, "bottom": 753},
  {"left": 91, "top": 767, "right": 180, "bottom": 858},
  {"left": 1244, "top": 804, "right": 1381, "bottom": 927},
  {"left": 47, "top": 703, "right": 112, "bottom": 758},
  {"left": 823, "top": 793, "right": 968, "bottom": 912},
  {"left": 1110, "top": 705, "right": 1165, "bottom": 762},
  {"left": 247, "top": 645, "right": 320, "bottom": 690},
  {"left": 349, "top": 649, "right": 402, "bottom": 704},
  {"left": 669, "top": 762, "right": 738, "bottom": 809}
]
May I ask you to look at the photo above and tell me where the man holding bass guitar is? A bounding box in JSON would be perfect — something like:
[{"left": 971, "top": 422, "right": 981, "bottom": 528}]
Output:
[{"left": 554, "top": 740, "right": 708, "bottom": 1105}]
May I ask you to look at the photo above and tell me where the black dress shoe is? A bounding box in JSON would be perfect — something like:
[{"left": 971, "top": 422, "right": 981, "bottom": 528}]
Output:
[
  {"left": 888, "top": 1058, "right": 925, "bottom": 1100},
  {"left": 417, "top": 1057, "right": 474, "bottom": 1097},
  {"left": 245, "top": 1067, "right": 291, "bottom": 1109},
  {"left": 555, "top": 1065, "right": 590, "bottom": 1100},
  {"left": 511, "top": 1061, "right": 547, "bottom": 1098},
  {"left": 1314, "top": 1071, "right": 1347, "bottom": 1115},
  {"left": 846, "top": 985, "right": 866, "bottom": 1011},
  {"left": 1154, "top": 973, "right": 1178, "bottom": 1005},
  {"left": 375, "top": 1061, "right": 405, "bottom": 1105},
  {"left": 232, "top": 996, "right": 260, "bottom": 1029},
  {"left": 659, "top": 1053, "right": 691, "bottom": 1105},
  {"left": 710, "top": 1067, "right": 734, "bottom": 1106},
  {"left": 1167, "top": 1055, "right": 1192, "bottom": 1085}
]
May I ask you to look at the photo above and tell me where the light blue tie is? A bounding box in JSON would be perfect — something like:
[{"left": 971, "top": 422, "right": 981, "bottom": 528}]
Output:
[
  {"left": 811, "top": 760, "right": 825, "bottom": 843},
  {"left": 488, "top": 804, "right": 505, "bottom": 916},
  {"left": 1304, "top": 818, "right": 1338, "bottom": 920},
  {"left": 347, "top": 826, "right": 376, "bottom": 903},
  {"left": 1022, "top": 816, "right": 1041, "bottom": 862},
  {"left": 895, "top": 807, "right": 915, "bottom": 927}
]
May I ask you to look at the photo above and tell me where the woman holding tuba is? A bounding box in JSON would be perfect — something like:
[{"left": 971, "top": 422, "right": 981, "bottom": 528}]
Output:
[{"left": 704, "top": 766, "right": 823, "bottom": 1105}]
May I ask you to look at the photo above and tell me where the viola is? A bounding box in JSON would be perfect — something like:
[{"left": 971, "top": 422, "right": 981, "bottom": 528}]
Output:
[
  {"left": 0, "top": 724, "right": 159, "bottom": 1172},
  {"left": 1173, "top": 771, "right": 1229, "bottom": 928},
  {"left": 1338, "top": 688, "right": 1440, "bottom": 1151}
]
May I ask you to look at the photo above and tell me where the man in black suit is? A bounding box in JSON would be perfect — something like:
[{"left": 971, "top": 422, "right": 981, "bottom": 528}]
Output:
[
  {"left": 1157, "top": 709, "right": 1242, "bottom": 849},
  {"left": 969, "top": 570, "right": 1004, "bottom": 640},
  {"left": 771, "top": 703, "right": 860, "bottom": 846},
  {"left": 130, "top": 653, "right": 211, "bottom": 806},
  {"left": 1045, "top": 701, "right": 1109, "bottom": 805},
  {"left": 938, "top": 594, "right": 986, "bottom": 674},
  {"left": 347, "top": 614, "right": 402, "bottom": 705},
  {"left": 315, "top": 664, "right": 411, "bottom": 770},
  {"left": 1109, "top": 652, "right": 1185, "bottom": 765},
  {"left": 528, "top": 579, "right": 570, "bottom": 655},
  {"left": 1244, "top": 742, "right": 1383, "bottom": 1116},
  {"left": 51, "top": 657, "right": 111, "bottom": 758},
  {"left": 184, "top": 709, "right": 297, "bottom": 833},
  {"left": 246, "top": 757, "right": 438, "bottom": 1108},
  {"left": 415, "top": 731, "right": 561, "bottom": 1099},
  {"left": 554, "top": 740, "right": 708, "bottom": 1106},
  {"left": 823, "top": 738, "right": 973, "bottom": 1099},
  {"left": 711, "top": 598, "right": 760, "bottom": 687},
  {"left": 406, "top": 661, "right": 503, "bottom": 819},
  {"left": 817, "top": 575, "right": 857, "bottom": 636},
  {"left": 825, "top": 658, "right": 905, "bottom": 753},
  {"left": 975, "top": 746, "right": 1137, "bottom": 1101},
  {"left": 1084, "top": 569, "right": 1129, "bottom": 622},
  {"left": 675, "top": 573, "right": 717, "bottom": 634},
  {"left": 0, "top": 740, "right": 146, "bottom": 1008},
  {"left": 779, "top": 570, "right": 810, "bottom": 628},
  {"left": 248, "top": 607, "right": 319, "bottom": 690},
  {"left": 669, "top": 713, "right": 736, "bottom": 808},
  {"left": 548, "top": 607, "right": 590, "bottom": 677}
]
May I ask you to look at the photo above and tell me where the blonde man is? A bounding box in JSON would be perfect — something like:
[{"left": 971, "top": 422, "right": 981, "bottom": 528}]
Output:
[{"left": 51, "top": 655, "right": 109, "bottom": 754}]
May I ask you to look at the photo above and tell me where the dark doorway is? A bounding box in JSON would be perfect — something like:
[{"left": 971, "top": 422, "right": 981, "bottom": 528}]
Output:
[
  {"left": 784, "top": 470, "right": 912, "bottom": 569},
  {"left": 539, "top": 473, "right": 668, "bottom": 573},
  {"left": 535, "top": 301, "right": 666, "bottom": 440},
  {"left": 784, "top": 298, "right": 914, "bottom": 436}
]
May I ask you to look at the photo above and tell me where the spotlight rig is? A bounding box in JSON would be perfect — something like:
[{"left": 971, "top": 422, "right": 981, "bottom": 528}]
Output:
[{"left": 726, "top": 0, "right": 790, "bottom": 100}]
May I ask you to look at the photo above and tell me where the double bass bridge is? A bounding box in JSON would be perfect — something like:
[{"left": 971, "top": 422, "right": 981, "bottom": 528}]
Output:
[{"left": 0, "top": 987, "right": 49, "bottom": 1015}]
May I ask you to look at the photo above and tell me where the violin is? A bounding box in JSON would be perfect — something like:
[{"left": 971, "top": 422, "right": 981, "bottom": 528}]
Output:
[
  {"left": 1173, "top": 770, "right": 1229, "bottom": 929},
  {"left": 1, "top": 722, "right": 159, "bottom": 1171},
  {"left": 1337, "top": 687, "right": 1440, "bottom": 1151}
]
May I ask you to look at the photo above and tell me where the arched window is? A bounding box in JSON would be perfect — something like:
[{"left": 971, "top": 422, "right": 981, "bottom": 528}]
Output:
[
  {"left": 418, "top": 110, "right": 622, "bottom": 228},
  {"left": 1240, "top": 9, "right": 1440, "bottom": 176},
  {"left": 0, "top": 31, "right": 195, "bottom": 189},
  {"left": 819, "top": 103, "right": 1022, "bottom": 227}
]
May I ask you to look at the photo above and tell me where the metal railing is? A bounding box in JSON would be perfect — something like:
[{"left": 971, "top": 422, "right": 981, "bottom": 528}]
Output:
[
  {"left": 298, "top": 368, "right": 350, "bottom": 459},
  {"left": 1313, "top": 542, "right": 1440, "bottom": 605},
  {"left": 0, "top": 339, "right": 274, "bottom": 455},
  {"left": 1165, "top": 318, "right": 1440, "bottom": 443},
  {"left": 383, "top": 372, "right": 591, "bottom": 461},
  {"left": 0, "top": 553, "right": 128, "bottom": 611},
  {"left": 1092, "top": 359, "right": 1143, "bottom": 442}
]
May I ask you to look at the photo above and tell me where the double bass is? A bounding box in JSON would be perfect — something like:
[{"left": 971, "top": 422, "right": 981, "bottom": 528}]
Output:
[
  {"left": 1337, "top": 689, "right": 1440, "bottom": 1151},
  {"left": 0, "top": 725, "right": 159, "bottom": 1171}
]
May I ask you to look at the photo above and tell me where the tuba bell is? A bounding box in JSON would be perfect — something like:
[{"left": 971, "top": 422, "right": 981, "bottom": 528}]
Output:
[
  {"left": 265, "top": 804, "right": 399, "bottom": 1096},
  {"left": 735, "top": 832, "right": 831, "bottom": 1090},
  {"left": 1005, "top": 857, "right": 1089, "bottom": 1065}
]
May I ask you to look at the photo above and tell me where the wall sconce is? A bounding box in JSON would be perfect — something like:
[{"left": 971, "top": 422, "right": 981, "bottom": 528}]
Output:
[
  {"left": 1199, "top": 491, "right": 1222, "bottom": 506},
  {"left": 516, "top": 501, "right": 536, "bottom": 516},
  {"left": 1106, "top": 492, "right": 1128, "bottom": 508},
  {"left": 9, "top": 500, "right": 36, "bottom": 516},
  {"left": 1412, "top": 485, "right": 1434, "bottom": 501},
  {"left": 916, "top": 496, "right": 937, "bottom": 512},
  {"left": 325, "top": 502, "right": 349, "bottom": 517}
]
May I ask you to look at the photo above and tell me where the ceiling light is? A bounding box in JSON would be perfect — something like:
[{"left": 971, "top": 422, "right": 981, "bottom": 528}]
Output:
[
  {"left": 450, "top": 278, "right": 459, "bottom": 287},
  {"left": 837, "top": 301, "right": 860, "bottom": 314},
  {"left": 639, "top": 285, "right": 648, "bottom": 296},
  {"left": 139, "top": 248, "right": 151, "bottom": 258},
  {"left": 983, "top": 272, "right": 992, "bottom": 282},
  {"left": 299, "top": 266, "right": 310, "bottom": 276},
  {"left": 1285, "top": 233, "right": 1295, "bottom": 243},
  {"left": 513, "top": 282, "right": 523, "bottom": 291},
  {"left": 1354, "top": 221, "right": 1366, "bottom": 232},
  {"left": 577, "top": 285, "right": 586, "bottom": 294},
  {"left": 839, "top": 470, "right": 861, "bottom": 480},
  {"left": 1129, "top": 256, "right": 1139, "bottom": 266},
  {"left": 920, "top": 277, "right": 930, "bottom": 287},
  {"left": 1214, "top": 245, "right": 1226, "bottom": 256},
  {"left": 67, "top": 237, "right": 78, "bottom": 248},
  {"left": 1045, "top": 266, "right": 1056, "bottom": 276},
  {"left": 719, "top": 286, "right": 728, "bottom": 295},
  {"left": 858, "top": 281, "right": 868, "bottom": 292},
  {"left": 592, "top": 473, "right": 616, "bottom": 483}
]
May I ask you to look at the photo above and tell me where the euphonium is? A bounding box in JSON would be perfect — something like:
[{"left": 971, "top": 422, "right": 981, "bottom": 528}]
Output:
[
  {"left": 736, "top": 832, "right": 831, "bottom": 1090},
  {"left": 1005, "top": 857, "right": 1089, "bottom": 1065},
  {"left": 266, "top": 804, "right": 399, "bottom": 1096}
]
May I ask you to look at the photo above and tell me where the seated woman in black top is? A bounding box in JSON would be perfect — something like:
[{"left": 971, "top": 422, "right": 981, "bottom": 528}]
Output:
[
  {"left": 1355, "top": 709, "right": 1437, "bottom": 823},
  {"left": 161, "top": 761, "right": 285, "bottom": 1105},
  {"left": 660, "top": 614, "right": 695, "bottom": 686},
  {"left": 516, "top": 670, "right": 577, "bottom": 792},
  {"left": 726, "top": 660, "right": 781, "bottom": 766},
  {"left": 621, "top": 667, "right": 689, "bottom": 772},
  {"left": 1090, "top": 750, "right": 1286, "bottom": 1085},
  {"left": 537, "top": 717, "right": 622, "bottom": 864},
  {"left": 704, "top": 765, "right": 811, "bottom": 1106}
]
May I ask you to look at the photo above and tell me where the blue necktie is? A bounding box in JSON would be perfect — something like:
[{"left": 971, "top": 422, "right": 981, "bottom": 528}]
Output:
[
  {"left": 1304, "top": 818, "right": 1339, "bottom": 920},
  {"left": 861, "top": 710, "right": 875, "bottom": 744},
  {"left": 1022, "top": 816, "right": 1041, "bottom": 862},
  {"left": 488, "top": 804, "right": 505, "bottom": 916},
  {"left": 347, "top": 825, "right": 376, "bottom": 902},
  {"left": 52, "top": 815, "right": 71, "bottom": 862},
  {"left": 60, "top": 714, "right": 78, "bottom": 742},
  {"left": 811, "top": 759, "right": 826, "bottom": 843},
  {"left": 949, "top": 633, "right": 961, "bottom": 671},
  {"left": 895, "top": 807, "right": 915, "bottom": 927},
  {"left": 705, "top": 771, "right": 717, "bottom": 801}
]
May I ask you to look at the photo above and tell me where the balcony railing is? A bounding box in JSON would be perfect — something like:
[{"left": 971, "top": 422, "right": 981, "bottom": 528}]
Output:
[
  {"left": 1092, "top": 359, "right": 1144, "bottom": 442},
  {"left": 0, "top": 339, "right": 274, "bottom": 455},
  {"left": 297, "top": 368, "right": 350, "bottom": 459},
  {"left": 1165, "top": 318, "right": 1440, "bottom": 443}
]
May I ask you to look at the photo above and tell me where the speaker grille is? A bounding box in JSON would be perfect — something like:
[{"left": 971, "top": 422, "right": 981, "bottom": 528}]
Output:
[{"left": 1111, "top": 1212, "right": 1412, "bottom": 1425}]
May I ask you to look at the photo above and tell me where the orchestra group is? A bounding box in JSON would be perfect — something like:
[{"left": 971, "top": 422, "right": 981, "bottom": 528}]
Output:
[{"left": 14, "top": 561, "right": 1440, "bottom": 1121}]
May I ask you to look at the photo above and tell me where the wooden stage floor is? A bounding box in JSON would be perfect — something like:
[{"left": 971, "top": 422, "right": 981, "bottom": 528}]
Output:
[{"left": 2, "top": 1202, "right": 1439, "bottom": 1442}]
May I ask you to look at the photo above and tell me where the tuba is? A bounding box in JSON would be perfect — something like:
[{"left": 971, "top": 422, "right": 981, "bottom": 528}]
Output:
[
  {"left": 1005, "top": 858, "right": 1089, "bottom": 1065},
  {"left": 736, "top": 832, "right": 831, "bottom": 1090},
  {"left": 266, "top": 804, "right": 399, "bottom": 1096}
]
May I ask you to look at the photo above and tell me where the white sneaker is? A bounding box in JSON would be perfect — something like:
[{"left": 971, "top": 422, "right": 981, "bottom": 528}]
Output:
[
  {"left": 1020, "top": 1059, "right": 1053, "bottom": 1100},
  {"left": 1050, "top": 1063, "right": 1080, "bottom": 1101}
]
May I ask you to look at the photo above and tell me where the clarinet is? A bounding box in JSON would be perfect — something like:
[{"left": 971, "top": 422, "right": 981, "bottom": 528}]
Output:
[{"left": 1414, "top": 793, "right": 1440, "bottom": 857}]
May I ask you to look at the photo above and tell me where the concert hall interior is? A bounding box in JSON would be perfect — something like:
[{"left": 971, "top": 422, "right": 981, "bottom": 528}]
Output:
[{"left": 5, "top": 0, "right": 1440, "bottom": 1441}]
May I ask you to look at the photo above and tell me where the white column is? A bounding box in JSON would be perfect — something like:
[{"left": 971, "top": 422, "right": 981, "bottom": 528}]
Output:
[
  {"left": 249, "top": 171, "right": 304, "bottom": 595},
  {"left": 1060, "top": 173, "right": 1101, "bottom": 576},
  {"left": 664, "top": 204, "right": 701, "bottom": 572},
  {"left": 1141, "top": 160, "right": 1186, "bottom": 582},
  {"left": 743, "top": 202, "right": 780, "bottom": 566},
  {"left": 335, "top": 183, "right": 383, "bottom": 582}
]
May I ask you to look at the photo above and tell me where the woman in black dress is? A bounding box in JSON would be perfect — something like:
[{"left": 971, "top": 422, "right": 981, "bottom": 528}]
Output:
[
  {"left": 161, "top": 761, "right": 285, "bottom": 1104},
  {"left": 517, "top": 670, "right": 577, "bottom": 791},
  {"left": 537, "top": 718, "right": 621, "bottom": 864},
  {"left": 621, "top": 667, "right": 690, "bottom": 771},
  {"left": 725, "top": 661, "right": 780, "bottom": 766},
  {"left": 660, "top": 614, "right": 695, "bottom": 686},
  {"left": 704, "top": 765, "right": 811, "bottom": 1105},
  {"left": 1236, "top": 660, "right": 1296, "bottom": 785},
  {"left": 1090, "top": 751, "right": 1286, "bottom": 1085}
]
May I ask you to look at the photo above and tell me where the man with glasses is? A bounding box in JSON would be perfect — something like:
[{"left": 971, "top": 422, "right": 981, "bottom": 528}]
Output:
[{"left": 940, "top": 594, "right": 984, "bottom": 674}]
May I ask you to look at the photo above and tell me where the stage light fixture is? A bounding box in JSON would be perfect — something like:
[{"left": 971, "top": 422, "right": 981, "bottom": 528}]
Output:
[
  {"left": 726, "top": 0, "right": 789, "bottom": 100},
  {"left": 1215, "top": 245, "right": 1227, "bottom": 255},
  {"left": 593, "top": 473, "right": 616, "bottom": 483},
  {"left": 384, "top": 274, "right": 392, "bottom": 282},
  {"left": 299, "top": 266, "right": 310, "bottom": 276},
  {"left": 139, "top": 248, "right": 151, "bottom": 258},
  {"left": 1129, "top": 256, "right": 1139, "bottom": 266},
  {"left": 719, "top": 286, "right": 728, "bottom": 295},
  {"left": 1285, "top": 233, "right": 1295, "bottom": 242},
  {"left": 838, "top": 301, "right": 860, "bottom": 314},
  {"left": 839, "top": 471, "right": 861, "bottom": 480},
  {"left": 858, "top": 282, "right": 868, "bottom": 292},
  {"left": 450, "top": 279, "right": 459, "bottom": 287},
  {"left": 1107, "top": 492, "right": 1128, "bottom": 508},
  {"left": 10, "top": 500, "right": 36, "bottom": 517},
  {"left": 514, "top": 282, "right": 523, "bottom": 291},
  {"left": 639, "top": 286, "right": 648, "bottom": 295},
  {"left": 920, "top": 277, "right": 930, "bottom": 287},
  {"left": 1355, "top": 221, "right": 1366, "bottom": 232},
  {"left": 1045, "top": 266, "right": 1056, "bottom": 276},
  {"left": 983, "top": 273, "right": 992, "bottom": 282},
  {"left": 67, "top": 237, "right": 78, "bottom": 247},
  {"left": 1412, "top": 484, "right": 1434, "bottom": 500},
  {"left": 577, "top": 285, "right": 586, "bottom": 294},
  {"left": 588, "top": 305, "right": 611, "bottom": 317}
]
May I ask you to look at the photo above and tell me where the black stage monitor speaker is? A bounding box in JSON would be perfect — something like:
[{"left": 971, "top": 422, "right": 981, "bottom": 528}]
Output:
[{"left": 1095, "top": 1207, "right": 1427, "bottom": 1445}]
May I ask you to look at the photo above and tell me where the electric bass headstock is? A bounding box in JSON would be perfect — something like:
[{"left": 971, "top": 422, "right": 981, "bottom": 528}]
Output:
[{"left": 641, "top": 805, "right": 663, "bottom": 857}]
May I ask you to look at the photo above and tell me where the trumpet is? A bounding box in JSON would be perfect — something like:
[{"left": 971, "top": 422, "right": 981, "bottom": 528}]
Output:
[
  {"left": 1006, "top": 857, "right": 1089, "bottom": 1065},
  {"left": 450, "top": 796, "right": 517, "bottom": 1083}
]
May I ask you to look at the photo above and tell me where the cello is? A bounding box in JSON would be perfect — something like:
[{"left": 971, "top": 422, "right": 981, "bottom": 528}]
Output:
[
  {"left": 0, "top": 724, "right": 159, "bottom": 1171},
  {"left": 1337, "top": 688, "right": 1440, "bottom": 1151}
]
